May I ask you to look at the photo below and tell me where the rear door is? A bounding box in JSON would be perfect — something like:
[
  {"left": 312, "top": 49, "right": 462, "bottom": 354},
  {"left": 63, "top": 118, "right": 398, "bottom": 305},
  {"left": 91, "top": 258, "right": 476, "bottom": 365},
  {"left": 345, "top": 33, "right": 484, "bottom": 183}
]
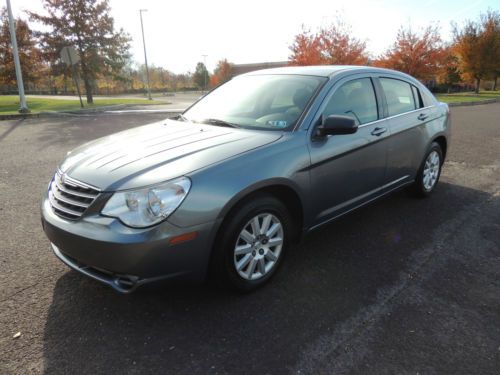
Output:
[
  {"left": 307, "top": 75, "right": 389, "bottom": 227},
  {"left": 377, "top": 77, "right": 432, "bottom": 184}
]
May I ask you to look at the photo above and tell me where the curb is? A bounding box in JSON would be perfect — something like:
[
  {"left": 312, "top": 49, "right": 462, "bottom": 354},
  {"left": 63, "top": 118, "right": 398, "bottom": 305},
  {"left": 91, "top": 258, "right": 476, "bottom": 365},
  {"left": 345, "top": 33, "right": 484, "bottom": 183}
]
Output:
[
  {"left": 104, "top": 109, "right": 185, "bottom": 114},
  {"left": 446, "top": 98, "right": 500, "bottom": 107},
  {"left": 60, "top": 104, "right": 129, "bottom": 114},
  {"left": 0, "top": 112, "right": 41, "bottom": 120},
  {"left": 0, "top": 104, "right": 180, "bottom": 121}
]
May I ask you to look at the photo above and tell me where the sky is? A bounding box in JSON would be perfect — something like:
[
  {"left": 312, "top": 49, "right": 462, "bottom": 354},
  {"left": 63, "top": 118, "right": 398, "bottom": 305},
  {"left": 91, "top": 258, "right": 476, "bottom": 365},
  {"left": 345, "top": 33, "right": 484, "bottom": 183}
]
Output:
[{"left": 8, "top": 0, "right": 500, "bottom": 74}]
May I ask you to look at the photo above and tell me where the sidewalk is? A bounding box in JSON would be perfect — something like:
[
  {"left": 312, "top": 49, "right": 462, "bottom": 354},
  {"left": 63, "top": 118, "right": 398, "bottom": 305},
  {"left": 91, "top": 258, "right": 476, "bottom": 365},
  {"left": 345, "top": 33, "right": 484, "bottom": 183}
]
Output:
[
  {"left": 0, "top": 92, "right": 200, "bottom": 120},
  {"left": 0, "top": 103, "right": 190, "bottom": 120}
]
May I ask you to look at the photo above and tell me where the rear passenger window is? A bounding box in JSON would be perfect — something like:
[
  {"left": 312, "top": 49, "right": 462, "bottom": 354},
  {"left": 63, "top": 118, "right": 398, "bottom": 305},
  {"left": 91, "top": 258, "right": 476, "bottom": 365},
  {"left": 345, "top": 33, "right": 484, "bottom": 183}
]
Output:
[
  {"left": 419, "top": 86, "right": 437, "bottom": 107},
  {"left": 380, "top": 78, "right": 416, "bottom": 116},
  {"left": 411, "top": 85, "right": 424, "bottom": 108},
  {"left": 322, "top": 78, "right": 378, "bottom": 125}
]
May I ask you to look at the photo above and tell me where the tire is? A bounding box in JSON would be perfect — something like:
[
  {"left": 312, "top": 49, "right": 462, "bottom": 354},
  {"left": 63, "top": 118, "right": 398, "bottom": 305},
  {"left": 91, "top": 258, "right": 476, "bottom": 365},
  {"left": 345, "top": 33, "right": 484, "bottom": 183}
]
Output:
[
  {"left": 210, "top": 194, "right": 292, "bottom": 292},
  {"left": 411, "top": 142, "right": 443, "bottom": 197}
]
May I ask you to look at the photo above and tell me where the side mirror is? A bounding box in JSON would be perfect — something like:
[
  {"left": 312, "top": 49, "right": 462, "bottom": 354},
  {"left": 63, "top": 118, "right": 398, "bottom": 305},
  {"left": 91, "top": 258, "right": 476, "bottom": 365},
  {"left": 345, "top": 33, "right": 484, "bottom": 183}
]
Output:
[{"left": 315, "top": 115, "right": 358, "bottom": 137}]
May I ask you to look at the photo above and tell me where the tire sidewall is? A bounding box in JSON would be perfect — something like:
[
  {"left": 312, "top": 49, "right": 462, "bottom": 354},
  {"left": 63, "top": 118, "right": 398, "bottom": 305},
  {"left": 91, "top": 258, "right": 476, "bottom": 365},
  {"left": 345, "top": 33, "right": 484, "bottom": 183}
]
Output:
[
  {"left": 416, "top": 143, "right": 443, "bottom": 196},
  {"left": 214, "top": 195, "right": 292, "bottom": 291}
]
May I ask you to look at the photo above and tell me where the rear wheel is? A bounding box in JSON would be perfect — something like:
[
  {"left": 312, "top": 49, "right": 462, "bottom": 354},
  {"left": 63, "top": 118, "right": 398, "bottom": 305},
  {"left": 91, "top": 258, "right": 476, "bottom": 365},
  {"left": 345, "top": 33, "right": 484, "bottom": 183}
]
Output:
[
  {"left": 411, "top": 142, "right": 443, "bottom": 197},
  {"left": 211, "top": 194, "right": 292, "bottom": 292}
]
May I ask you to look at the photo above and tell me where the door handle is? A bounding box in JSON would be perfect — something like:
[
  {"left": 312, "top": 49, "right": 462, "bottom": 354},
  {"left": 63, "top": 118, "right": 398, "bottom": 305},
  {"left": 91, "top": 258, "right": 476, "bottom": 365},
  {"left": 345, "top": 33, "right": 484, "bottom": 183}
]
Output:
[
  {"left": 371, "top": 127, "right": 387, "bottom": 137},
  {"left": 418, "top": 113, "right": 428, "bottom": 121}
]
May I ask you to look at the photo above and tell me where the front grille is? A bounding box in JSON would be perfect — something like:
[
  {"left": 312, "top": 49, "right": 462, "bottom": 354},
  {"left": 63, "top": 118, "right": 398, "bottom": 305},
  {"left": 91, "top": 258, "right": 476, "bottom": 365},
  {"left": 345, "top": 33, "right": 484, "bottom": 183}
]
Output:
[{"left": 48, "top": 171, "right": 100, "bottom": 220}]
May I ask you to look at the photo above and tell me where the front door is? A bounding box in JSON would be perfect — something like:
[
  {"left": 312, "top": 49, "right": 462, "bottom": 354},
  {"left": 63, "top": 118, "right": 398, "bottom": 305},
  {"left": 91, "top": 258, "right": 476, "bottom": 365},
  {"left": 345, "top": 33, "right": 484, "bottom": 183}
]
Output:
[{"left": 308, "top": 76, "right": 389, "bottom": 227}]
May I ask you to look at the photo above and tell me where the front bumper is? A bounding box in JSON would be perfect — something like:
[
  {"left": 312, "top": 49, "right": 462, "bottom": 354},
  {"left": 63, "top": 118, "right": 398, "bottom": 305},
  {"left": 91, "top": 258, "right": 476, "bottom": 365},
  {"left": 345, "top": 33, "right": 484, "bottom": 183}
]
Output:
[{"left": 41, "top": 193, "right": 218, "bottom": 292}]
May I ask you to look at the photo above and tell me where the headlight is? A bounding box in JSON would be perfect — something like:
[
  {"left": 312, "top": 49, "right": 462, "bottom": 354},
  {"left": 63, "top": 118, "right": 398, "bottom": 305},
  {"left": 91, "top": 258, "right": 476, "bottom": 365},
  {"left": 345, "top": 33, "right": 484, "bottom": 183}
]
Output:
[{"left": 101, "top": 177, "right": 191, "bottom": 228}]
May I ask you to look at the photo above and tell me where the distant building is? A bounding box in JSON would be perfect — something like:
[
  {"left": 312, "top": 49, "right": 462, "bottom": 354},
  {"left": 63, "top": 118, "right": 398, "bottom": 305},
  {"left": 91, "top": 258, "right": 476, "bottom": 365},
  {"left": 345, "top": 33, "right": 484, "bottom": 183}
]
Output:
[{"left": 231, "top": 61, "right": 289, "bottom": 76}]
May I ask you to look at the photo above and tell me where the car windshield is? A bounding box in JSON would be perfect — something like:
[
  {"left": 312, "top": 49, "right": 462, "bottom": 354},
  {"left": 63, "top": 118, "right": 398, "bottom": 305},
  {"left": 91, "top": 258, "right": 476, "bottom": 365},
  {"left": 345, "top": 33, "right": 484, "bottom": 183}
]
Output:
[{"left": 182, "top": 74, "right": 326, "bottom": 130}]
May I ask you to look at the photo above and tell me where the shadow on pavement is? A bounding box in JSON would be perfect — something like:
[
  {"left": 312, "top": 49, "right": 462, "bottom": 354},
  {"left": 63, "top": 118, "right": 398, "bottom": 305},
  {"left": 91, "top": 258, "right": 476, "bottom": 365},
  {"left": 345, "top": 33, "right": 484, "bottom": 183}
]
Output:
[
  {"left": 41, "top": 182, "right": 495, "bottom": 374},
  {"left": 0, "top": 120, "right": 23, "bottom": 142},
  {"left": 35, "top": 114, "right": 169, "bottom": 150}
]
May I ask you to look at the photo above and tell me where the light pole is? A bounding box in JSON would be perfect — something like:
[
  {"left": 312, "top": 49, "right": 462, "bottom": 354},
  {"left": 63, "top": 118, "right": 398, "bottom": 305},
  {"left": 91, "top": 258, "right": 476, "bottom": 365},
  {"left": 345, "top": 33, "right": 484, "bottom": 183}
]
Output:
[
  {"left": 139, "top": 9, "right": 152, "bottom": 100},
  {"left": 6, "top": 0, "right": 29, "bottom": 113},
  {"left": 202, "top": 54, "right": 208, "bottom": 93}
]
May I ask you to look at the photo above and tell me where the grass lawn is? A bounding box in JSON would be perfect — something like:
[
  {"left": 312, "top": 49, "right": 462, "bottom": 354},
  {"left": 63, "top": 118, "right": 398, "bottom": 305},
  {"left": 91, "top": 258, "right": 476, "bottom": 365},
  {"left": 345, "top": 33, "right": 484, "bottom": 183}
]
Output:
[
  {"left": 436, "top": 90, "right": 500, "bottom": 104},
  {"left": 0, "top": 95, "right": 157, "bottom": 115}
]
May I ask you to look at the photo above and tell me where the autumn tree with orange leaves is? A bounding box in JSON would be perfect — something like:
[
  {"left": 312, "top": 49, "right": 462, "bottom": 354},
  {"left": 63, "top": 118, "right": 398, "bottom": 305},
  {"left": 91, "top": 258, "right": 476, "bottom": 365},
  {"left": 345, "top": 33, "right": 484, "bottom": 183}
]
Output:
[
  {"left": 288, "top": 27, "right": 323, "bottom": 66},
  {"left": 289, "top": 21, "right": 369, "bottom": 66},
  {"left": 453, "top": 10, "right": 500, "bottom": 92},
  {"left": 210, "top": 59, "right": 233, "bottom": 88},
  {"left": 319, "top": 20, "right": 369, "bottom": 65},
  {"left": 0, "top": 8, "right": 42, "bottom": 87},
  {"left": 438, "top": 46, "right": 462, "bottom": 91},
  {"left": 374, "top": 25, "right": 447, "bottom": 80}
]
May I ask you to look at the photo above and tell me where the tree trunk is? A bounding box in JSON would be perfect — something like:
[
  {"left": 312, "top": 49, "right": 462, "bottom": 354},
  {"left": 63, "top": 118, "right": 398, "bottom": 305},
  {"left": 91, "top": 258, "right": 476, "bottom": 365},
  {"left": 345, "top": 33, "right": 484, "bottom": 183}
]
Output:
[
  {"left": 494, "top": 76, "right": 498, "bottom": 91},
  {"left": 475, "top": 77, "right": 480, "bottom": 94},
  {"left": 79, "top": 62, "right": 94, "bottom": 104},
  {"left": 83, "top": 77, "right": 93, "bottom": 104}
]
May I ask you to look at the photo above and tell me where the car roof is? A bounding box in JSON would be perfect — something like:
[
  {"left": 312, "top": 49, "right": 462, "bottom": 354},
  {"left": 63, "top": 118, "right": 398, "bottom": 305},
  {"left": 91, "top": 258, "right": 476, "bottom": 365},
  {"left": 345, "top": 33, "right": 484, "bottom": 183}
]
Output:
[{"left": 242, "top": 65, "right": 410, "bottom": 79}]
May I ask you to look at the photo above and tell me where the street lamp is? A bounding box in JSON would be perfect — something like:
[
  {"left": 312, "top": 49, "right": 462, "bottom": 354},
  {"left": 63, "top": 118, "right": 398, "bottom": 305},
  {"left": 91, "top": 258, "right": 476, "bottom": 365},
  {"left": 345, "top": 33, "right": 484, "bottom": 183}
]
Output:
[
  {"left": 202, "top": 54, "right": 208, "bottom": 93},
  {"left": 6, "top": 0, "right": 29, "bottom": 113},
  {"left": 139, "top": 9, "right": 152, "bottom": 100}
]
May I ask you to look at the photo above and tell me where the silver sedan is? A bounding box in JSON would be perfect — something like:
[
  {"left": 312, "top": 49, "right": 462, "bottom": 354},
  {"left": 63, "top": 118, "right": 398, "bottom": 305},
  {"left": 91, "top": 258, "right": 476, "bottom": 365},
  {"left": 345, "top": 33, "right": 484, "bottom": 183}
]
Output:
[{"left": 41, "top": 65, "right": 450, "bottom": 293}]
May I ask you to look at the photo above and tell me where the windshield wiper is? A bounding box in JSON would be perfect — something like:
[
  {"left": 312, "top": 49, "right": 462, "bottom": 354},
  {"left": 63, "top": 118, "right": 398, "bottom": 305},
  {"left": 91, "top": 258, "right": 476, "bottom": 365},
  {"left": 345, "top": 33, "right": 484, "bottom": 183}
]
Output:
[
  {"left": 171, "top": 114, "right": 189, "bottom": 122},
  {"left": 197, "top": 118, "right": 240, "bottom": 128}
]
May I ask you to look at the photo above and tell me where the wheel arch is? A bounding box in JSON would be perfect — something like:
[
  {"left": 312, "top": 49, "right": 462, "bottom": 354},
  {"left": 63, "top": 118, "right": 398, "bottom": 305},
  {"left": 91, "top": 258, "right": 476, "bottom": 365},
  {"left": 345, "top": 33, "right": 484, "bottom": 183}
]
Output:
[
  {"left": 215, "top": 179, "right": 306, "bottom": 244},
  {"left": 432, "top": 135, "right": 448, "bottom": 161}
]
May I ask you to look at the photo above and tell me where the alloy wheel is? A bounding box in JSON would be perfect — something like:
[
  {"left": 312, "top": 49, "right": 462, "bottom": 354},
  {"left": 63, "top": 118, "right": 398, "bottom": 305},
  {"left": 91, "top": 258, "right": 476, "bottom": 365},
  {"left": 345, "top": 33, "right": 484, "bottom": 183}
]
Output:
[
  {"left": 423, "top": 150, "right": 440, "bottom": 191},
  {"left": 233, "top": 213, "right": 284, "bottom": 280}
]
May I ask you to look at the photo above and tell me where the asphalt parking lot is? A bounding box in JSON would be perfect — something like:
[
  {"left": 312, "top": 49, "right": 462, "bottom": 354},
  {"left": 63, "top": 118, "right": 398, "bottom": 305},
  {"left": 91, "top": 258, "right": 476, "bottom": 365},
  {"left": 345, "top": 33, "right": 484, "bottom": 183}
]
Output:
[{"left": 1, "top": 104, "right": 499, "bottom": 374}]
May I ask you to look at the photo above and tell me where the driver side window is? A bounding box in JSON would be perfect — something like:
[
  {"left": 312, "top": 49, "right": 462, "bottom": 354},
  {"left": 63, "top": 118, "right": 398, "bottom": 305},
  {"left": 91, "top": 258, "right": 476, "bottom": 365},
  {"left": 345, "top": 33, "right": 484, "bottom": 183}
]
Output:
[{"left": 322, "top": 78, "right": 378, "bottom": 125}]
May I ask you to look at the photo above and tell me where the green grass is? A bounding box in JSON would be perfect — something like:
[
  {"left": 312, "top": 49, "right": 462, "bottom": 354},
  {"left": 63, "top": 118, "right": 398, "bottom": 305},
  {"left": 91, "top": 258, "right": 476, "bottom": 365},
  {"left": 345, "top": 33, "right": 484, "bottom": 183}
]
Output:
[
  {"left": 0, "top": 95, "right": 157, "bottom": 115},
  {"left": 436, "top": 90, "right": 500, "bottom": 104}
]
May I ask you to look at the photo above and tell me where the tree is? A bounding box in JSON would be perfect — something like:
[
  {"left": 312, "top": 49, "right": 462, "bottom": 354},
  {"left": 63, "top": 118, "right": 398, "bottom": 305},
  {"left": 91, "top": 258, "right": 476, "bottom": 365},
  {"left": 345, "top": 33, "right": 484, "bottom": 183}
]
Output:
[
  {"left": 318, "top": 21, "right": 369, "bottom": 65},
  {"left": 288, "top": 26, "right": 323, "bottom": 66},
  {"left": 453, "top": 10, "right": 500, "bottom": 93},
  {"left": 480, "top": 11, "right": 500, "bottom": 90},
  {"left": 193, "top": 62, "right": 209, "bottom": 90},
  {"left": 0, "top": 8, "right": 42, "bottom": 88},
  {"left": 289, "top": 21, "right": 368, "bottom": 66},
  {"left": 439, "top": 46, "right": 462, "bottom": 91},
  {"left": 28, "top": 0, "right": 131, "bottom": 103},
  {"left": 210, "top": 59, "right": 233, "bottom": 87},
  {"left": 375, "top": 25, "right": 447, "bottom": 80}
]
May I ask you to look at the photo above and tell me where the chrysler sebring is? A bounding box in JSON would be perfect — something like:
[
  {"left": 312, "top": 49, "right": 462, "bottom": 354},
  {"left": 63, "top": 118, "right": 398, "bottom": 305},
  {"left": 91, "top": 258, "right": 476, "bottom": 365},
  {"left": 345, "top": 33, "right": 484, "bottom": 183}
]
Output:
[{"left": 41, "top": 66, "right": 450, "bottom": 293}]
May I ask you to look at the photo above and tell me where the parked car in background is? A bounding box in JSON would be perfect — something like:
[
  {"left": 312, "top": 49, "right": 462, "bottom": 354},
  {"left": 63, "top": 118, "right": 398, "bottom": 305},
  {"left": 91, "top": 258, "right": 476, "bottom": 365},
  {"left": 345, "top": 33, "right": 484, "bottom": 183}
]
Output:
[{"left": 41, "top": 66, "right": 450, "bottom": 293}]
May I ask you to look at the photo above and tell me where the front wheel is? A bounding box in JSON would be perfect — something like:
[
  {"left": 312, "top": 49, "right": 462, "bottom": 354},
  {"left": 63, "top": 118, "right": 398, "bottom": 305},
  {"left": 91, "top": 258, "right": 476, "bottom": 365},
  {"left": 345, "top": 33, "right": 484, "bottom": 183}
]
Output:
[
  {"left": 411, "top": 142, "right": 443, "bottom": 197},
  {"left": 211, "top": 194, "right": 292, "bottom": 292}
]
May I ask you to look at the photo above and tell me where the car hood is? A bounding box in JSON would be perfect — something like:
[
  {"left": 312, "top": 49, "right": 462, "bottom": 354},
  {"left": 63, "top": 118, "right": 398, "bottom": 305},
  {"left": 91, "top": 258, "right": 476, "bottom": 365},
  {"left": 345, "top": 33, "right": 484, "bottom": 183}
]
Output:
[{"left": 59, "top": 119, "right": 283, "bottom": 191}]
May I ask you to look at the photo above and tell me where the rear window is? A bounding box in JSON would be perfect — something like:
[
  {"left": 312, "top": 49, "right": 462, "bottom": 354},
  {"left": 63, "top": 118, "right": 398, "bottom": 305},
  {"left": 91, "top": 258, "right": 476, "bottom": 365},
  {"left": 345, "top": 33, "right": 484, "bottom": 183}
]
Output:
[{"left": 380, "top": 78, "right": 416, "bottom": 116}]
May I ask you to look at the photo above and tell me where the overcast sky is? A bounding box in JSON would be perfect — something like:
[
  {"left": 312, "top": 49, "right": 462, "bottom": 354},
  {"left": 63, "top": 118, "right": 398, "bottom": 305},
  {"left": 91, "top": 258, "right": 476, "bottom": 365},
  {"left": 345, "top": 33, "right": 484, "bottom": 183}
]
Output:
[{"left": 9, "top": 0, "right": 499, "bottom": 73}]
